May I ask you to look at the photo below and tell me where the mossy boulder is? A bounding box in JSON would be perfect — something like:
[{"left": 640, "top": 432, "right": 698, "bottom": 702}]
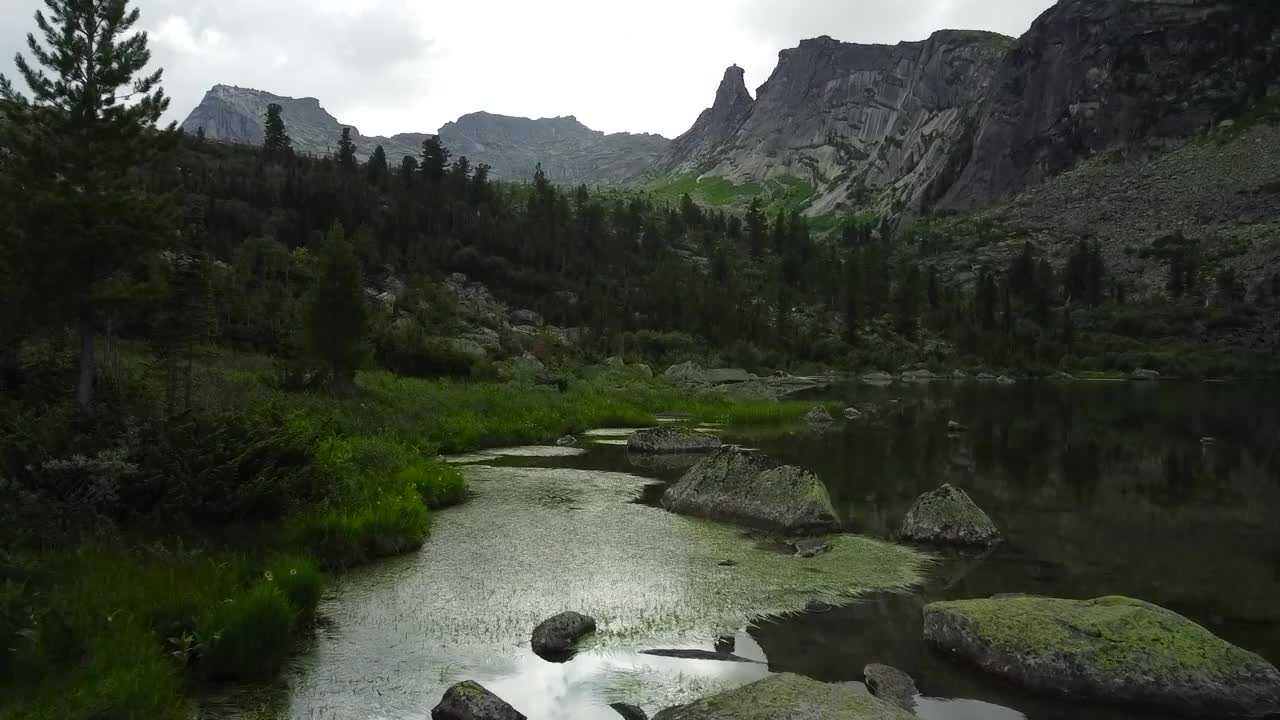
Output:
[
  {"left": 530, "top": 611, "right": 596, "bottom": 660},
  {"left": 661, "top": 447, "right": 840, "bottom": 534},
  {"left": 863, "top": 664, "right": 918, "bottom": 712},
  {"left": 651, "top": 673, "right": 915, "bottom": 720},
  {"left": 431, "top": 680, "right": 526, "bottom": 720},
  {"left": 627, "top": 427, "right": 722, "bottom": 454},
  {"left": 924, "top": 596, "right": 1280, "bottom": 718},
  {"left": 899, "top": 484, "right": 1000, "bottom": 546}
]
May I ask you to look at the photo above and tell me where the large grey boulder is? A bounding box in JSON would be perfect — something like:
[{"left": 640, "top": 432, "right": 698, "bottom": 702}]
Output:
[
  {"left": 804, "top": 406, "right": 834, "bottom": 424},
  {"left": 627, "top": 427, "right": 722, "bottom": 454},
  {"left": 448, "top": 337, "right": 489, "bottom": 361},
  {"left": 661, "top": 447, "right": 840, "bottom": 534},
  {"left": 900, "top": 484, "right": 1000, "bottom": 546},
  {"left": 652, "top": 673, "right": 914, "bottom": 720},
  {"left": 530, "top": 611, "right": 596, "bottom": 660},
  {"left": 431, "top": 681, "right": 526, "bottom": 720},
  {"left": 925, "top": 596, "right": 1280, "bottom": 719},
  {"left": 509, "top": 309, "right": 544, "bottom": 327},
  {"left": 702, "top": 380, "right": 778, "bottom": 403},
  {"left": 704, "top": 368, "right": 753, "bottom": 384},
  {"left": 664, "top": 362, "right": 706, "bottom": 385},
  {"left": 864, "top": 664, "right": 917, "bottom": 712}
]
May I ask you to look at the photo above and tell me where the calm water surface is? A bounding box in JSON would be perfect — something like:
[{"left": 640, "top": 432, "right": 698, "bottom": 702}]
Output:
[{"left": 203, "top": 381, "right": 1280, "bottom": 720}]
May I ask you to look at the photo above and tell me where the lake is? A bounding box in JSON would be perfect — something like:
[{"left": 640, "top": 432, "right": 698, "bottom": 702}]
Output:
[{"left": 201, "top": 380, "right": 1280, "bottom": 720}]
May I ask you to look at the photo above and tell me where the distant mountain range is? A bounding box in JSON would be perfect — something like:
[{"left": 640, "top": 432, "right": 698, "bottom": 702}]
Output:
[
  {"left": 180, "top": 85, "right": 668, "bottom": 186},
  {"left": 182, "top": 0, "right": 1280, "bottom": 217}
]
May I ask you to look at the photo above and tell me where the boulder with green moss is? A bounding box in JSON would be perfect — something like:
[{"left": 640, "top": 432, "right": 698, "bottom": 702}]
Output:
[
  {"left": 661, "top": 447, "right": 840, "bottom": 534},
  {"left": 924, "top": 596, "right": 1280, "bottom": 718},
  {"left": 627, "top": 427, "right": 722, "bottom": 454},
  {"left": 431, "top": 680, "right": 526, "bottom": 720},
  {"left": 652, "top": 673, "right": 915, "bottom": 720},
  {"left": 899, "top": 484, "right": 1001, "bottom": 546}
]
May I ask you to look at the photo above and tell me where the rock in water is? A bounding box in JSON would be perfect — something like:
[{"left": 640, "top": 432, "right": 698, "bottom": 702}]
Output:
[
  {"left": 627, "top": 427, "right": 722, "bottom": 454},
  {"left": 661, "top": 447, "right": 840, "bottom": 534},
  {"left": 924, "top": 596, "right": 1280, "bottom": 719},
  {"left": 530, "top": 611, "right": 596, "bottom": 660},
  {"left": 864, "top": 664, "right": 918, "bottom": 712},
  {"left": 556, "top": 435, "right": 577, "bottom": 447},
  {"left": 651, "top": 673, "right": 915, "bottom": 720},
  {"left": 900, "top": 484, "right": 1000, "bottom": 546},
  {"left": 1133, "top": 368, "right": 1161, "bottom": 381},
  {"left": 805, "top": 406, "right": 834, "bottom": 424},
  {"left": 844, "top": 407, "right": 864, "bottom": 420},
  {"left": 860, "top": 371, "right": 895, "bottom": 386},
  {"left": 432, "top": 681, "right": 526, "bottom": 720},
  {"left": 610, "top": 703, "right": 648, "bottom": 720}
]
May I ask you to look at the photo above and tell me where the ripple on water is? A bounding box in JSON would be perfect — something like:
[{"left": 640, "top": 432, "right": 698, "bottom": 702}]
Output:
[
  {"left": 442, "top": 445, "right": 589, "bottom": 464},
  {"left": 274, "top": 465, "right": 927, "bottom": 720}
]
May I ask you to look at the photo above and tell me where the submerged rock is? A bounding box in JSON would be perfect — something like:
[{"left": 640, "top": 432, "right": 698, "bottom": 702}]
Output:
[
  {"left": 627, "top": 427, "right": 722, "bottom": 454},
  {"left": 651, "top": 673, "right": 914, "bottom": 720},
  {"left": 610, "top": 703, "right": 648, "bottom": 720},
  {"left": 640, "top": 648, "right": 762, "bottom": 663},
  {"left": 924, "top": 596, "right": 1280, "bottom": 718},
  {"left": 1133, "top": 368, "right": 1161, "bottom": 381},
  {"left": 864, "top": 664, "right": 918, "bottom": 712},
  {"left": 556, "top": 435, "right": 578, "bottom": 447},
  {"left": 661, "top": 447, "right": 840, "bottom": 534},
  {"left": 431, "top": 681, "right": 526, "bottom": 720},
  {"left": 530, "top": 611, "right": 596, "bottom": 660},
  {"left": 860, "top": 371, "right": 895, "bottom": 386},
  {"left": 900, "top": 484, "right": 1001, "bottom": 546}
]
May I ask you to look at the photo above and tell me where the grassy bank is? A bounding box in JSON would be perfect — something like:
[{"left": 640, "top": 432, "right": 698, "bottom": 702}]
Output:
[{"left": 0, "top": 347, "right": 825, "bottom": 720}]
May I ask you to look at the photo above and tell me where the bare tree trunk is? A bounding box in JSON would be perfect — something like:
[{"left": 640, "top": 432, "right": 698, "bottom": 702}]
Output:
[{"left": 77, "top": 316, "right": 95, "bottom": 412}]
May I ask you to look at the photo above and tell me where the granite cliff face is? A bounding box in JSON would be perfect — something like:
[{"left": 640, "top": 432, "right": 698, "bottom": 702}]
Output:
[
  {"left": 939, "top": 0, "right": 1280, "bottom": 209},
  {"left": 181, "top": 87, "right": 668, "bottom": 185},
  {"left": 655, "top": 31, "right": 1011, "bottom": 216}
]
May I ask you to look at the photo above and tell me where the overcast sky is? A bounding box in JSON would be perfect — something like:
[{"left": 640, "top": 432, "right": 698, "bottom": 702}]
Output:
[{"left": 0, "top": 0, "right": 1055, "bottom": 139}]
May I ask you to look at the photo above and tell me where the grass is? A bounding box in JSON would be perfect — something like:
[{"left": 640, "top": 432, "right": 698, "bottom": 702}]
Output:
[
  {"left": 643, "top": 174, "right": 816, "bottom": 216},
  {"left": 1, "top": 346, "right": 819, "bottom": 720}
]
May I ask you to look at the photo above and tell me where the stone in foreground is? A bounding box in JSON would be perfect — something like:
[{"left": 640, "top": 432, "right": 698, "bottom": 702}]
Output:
[
  {"left": 530, "top": 611, "right": 596, "bottom": 660},
  {"left": 662, "top": 447, "right": 840, "bottom": 534},
  {"left": 627, "top": 427, "right": 722, "bottom": 454},
  {"left": 652, "top": 673, "right": 915, "bottom": 720},
  {"left": 432, "top": 681, "right": 526, "bottom": 720},
  {"left": 863, "top": 664, "right": 918, "bottom": 712},
  {"left": 924, "top": 596, "right": 1280, "bottom": 719},
  {"left": 899, "top": 484, "right": 1000, "bottom": 546}
]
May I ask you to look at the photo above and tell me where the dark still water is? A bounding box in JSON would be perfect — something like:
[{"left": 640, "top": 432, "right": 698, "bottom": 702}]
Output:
[{"left": 202, "top": 381, "right": 1280, "bottom": 720}]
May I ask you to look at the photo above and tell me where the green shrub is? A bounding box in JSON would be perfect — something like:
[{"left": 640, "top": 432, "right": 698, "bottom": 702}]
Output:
[
  {"left": 397, "top": 461, "right": 466, "bottom": 508},
  {"left": 198, "top": 580, "right": 296, "bottom": 681},
  {"left": 291, "top": 491, "right": 430, "bottom": 570},
  {"left": 268, "top": 556, "right": 323, "bottom": 617}
]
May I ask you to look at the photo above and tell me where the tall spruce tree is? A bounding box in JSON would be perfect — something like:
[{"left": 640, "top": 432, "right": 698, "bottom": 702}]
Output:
[
  {"left": 336, "top": 127, "right": 358, "bottom": 170},
  {"left": 263, "top": 102, "right": 291, "bottom": 159},
  {"left": 420, "top": 135, "right": 450, "bottom": 183},
  {"left": 366, "top": 144, "right": 389, "bottom": 186},
  {"left": 0, "top": 0, "right": 174, "bottom": 411},
  {"left": 304, "top": 222, "right": 370, "bottom": 392}
]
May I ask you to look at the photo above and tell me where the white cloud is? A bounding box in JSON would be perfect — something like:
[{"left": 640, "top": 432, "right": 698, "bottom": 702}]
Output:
[{"left": 0, "top": 0, "right": 1057, "bottom": 139}]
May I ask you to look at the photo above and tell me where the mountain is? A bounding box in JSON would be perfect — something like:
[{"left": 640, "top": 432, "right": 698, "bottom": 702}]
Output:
[
  {"left": 653, "top": 30, "right": 1011, "bottom": 216},
  {"left": 180, "top": 86, "right": 669, "bottom": 185},
  {"left": 438, "top": 112, "right": 668, "bottom": 186}
]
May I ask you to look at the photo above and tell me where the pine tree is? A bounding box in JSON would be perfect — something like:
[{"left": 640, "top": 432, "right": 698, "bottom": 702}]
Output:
[
  {"left": 304, "top": 222, "right": 370, "bottom": 392},
  {"left": 1, "top": 0, "right": 174, "bottom": 411},
  {"left": 470, "top": 163, "right": 492, "bottom": 205},
  {"left": 152, "top": 253, "right": 213, "bottom": 417},
  {"left": 366, "top": 144, "right": 389, "bottom": 187},
  {"left": 744, "top": 198, "right": 767, "bottom": 257},
  {"left": 263, "top": 103, "right": 291, "bottom": 160},
  {"left": 336, "top": 127, "right": 358, "bottom": 171},
  {"left": 420, "top": 136, "right": 450, "bottom": 183}
]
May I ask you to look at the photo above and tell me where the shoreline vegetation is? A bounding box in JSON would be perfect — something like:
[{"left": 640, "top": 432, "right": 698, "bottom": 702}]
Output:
[{"left": 0, "top": 346, "right": 845, "bottom": 720}]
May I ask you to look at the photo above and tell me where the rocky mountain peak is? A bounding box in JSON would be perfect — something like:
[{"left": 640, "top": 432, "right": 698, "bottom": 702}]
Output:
[{"left": 715, "top": 65, "right": 752, "bottom": 108}]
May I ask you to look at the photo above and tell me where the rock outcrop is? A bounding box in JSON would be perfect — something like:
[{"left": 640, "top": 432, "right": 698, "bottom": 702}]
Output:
[
  {"left": 431, "top": 681, "right": 526, "bottom": 720},
  {"left": 661, "top": 447, "right": 840, "bottom": 534},
  {"left": 924, "top": 596, "right": 1280, "bottom": 718},
  {"left": 651, "top": 673, "right": 914, "bottom": 720},
  {"left": 940, "top": 0, "right": 1280, "bottom": 210},
  {"left": 900, "top": 484, "right": 1001, "bottom": 546},
  {"left": 627, "top": 427, "right": 722, "bottom": 454},
  {"left": 530, "top": 611, "right": 596, "bottom": 660},
  {"left": 181, "top": 87, "right": 668, "bottom": 185}
]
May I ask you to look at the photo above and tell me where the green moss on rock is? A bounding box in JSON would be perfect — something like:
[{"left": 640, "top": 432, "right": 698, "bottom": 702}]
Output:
[
  {"left": 924, "top": 596, "right": 1280, "bottom": 718},
  {"left": 899, "top": 484, "right": 1000, "bottom": 546},
  {"left": 652, "top": 673, "right": 916, "bottom": 720}
]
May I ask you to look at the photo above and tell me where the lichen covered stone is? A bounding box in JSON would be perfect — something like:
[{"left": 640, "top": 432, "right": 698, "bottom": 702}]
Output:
[
  {"left": 652, "top": 673, "right": 915, "bottom": 720},
  {"left": 899, "top": 484, "right": 1000, "bottom": 546},
  {"left": 431, "top": 680, "right": 526, "bottom": 720},
  {"left": 530, "top": 611, "right": 596, "bottom": 659},
  {"left": 662, "top": 447, "right": 840, "bottom": 534},
  {"left": 924, "top": 596, "right": 1280, "bottom": 718},
  {"left": 627, "top": 427, "right": 723, "bottom": 454}
]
